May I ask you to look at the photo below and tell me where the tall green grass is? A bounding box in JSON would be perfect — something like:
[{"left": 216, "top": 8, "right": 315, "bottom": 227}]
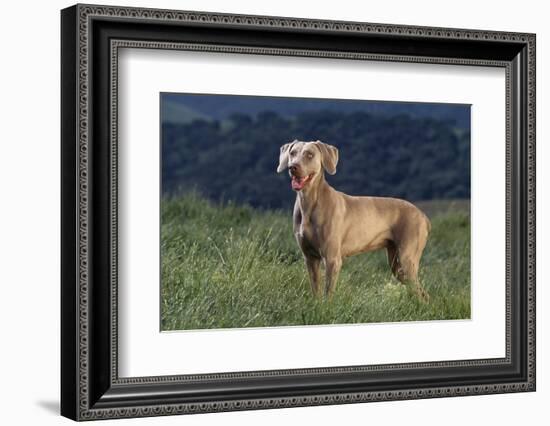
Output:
[{"left": 161, "top": 192, "right": 470, "bottom": 331}]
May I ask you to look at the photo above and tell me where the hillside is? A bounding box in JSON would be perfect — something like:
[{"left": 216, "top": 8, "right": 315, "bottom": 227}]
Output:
[{"left": 162, "top": 109, "right": 470, "bottom": 210}]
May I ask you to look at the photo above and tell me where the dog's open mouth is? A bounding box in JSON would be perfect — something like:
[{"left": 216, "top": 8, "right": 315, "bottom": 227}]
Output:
[{"left": 291, "top": 174, "right": 314, "bottom": 191}]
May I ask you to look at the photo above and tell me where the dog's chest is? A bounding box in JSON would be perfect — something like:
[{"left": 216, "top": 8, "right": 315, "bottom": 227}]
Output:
[
  {"left": 294, "top": 216, "right": 321, "bottom": 257},
  {"left": 295, "top": 223, "right": 313, "bottom": 244}
]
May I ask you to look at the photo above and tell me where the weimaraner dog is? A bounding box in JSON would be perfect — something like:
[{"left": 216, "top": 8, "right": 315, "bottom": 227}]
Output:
[{"left": 277, "top": 139, "right": 431, "bottom": 302}]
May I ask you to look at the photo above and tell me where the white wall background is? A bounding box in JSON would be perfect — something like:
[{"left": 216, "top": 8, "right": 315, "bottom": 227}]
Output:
[{"left": 0, "top": 0, "right": 546, "bottom": 424}]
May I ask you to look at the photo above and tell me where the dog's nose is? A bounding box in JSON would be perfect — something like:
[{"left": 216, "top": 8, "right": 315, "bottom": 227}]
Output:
[{"left": 290, "top": 165, "right": 298, "bottom": 174}]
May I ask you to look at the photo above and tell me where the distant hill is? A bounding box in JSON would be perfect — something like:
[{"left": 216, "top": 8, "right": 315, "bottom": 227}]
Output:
[
  {"left": 161, "top": 93, "right": 471, "bottom": 130},
  {"left": 161, "top": 99, "right": 211, "bottom": 124},
  {"left": 162, "top": 107, "right": 470, "bottom": 210}
]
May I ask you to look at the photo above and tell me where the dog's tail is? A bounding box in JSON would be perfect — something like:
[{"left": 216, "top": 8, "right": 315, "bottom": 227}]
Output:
[
  {"left": 426, "top": 215, "right": 432, "bottom": 234},
  {"left": 422, "top": 213, "right": 432, "bottom": 239}
]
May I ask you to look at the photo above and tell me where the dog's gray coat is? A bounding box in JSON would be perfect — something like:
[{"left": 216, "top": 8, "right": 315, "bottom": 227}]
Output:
[{"left": 277, "top": 140, "right": 431, "bottom": 301}]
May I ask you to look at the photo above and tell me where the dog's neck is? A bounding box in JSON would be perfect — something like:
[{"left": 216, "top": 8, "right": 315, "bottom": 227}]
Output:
[{"left": 296, "top": 172, "right": 330, "bottom": 220}]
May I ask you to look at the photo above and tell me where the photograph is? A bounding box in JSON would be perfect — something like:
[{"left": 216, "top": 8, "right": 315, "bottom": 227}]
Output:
[{"left": 160, "top": 93, "right": 472, "bottom": 331}]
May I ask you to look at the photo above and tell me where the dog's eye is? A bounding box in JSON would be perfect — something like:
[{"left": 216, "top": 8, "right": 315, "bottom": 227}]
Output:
[
  {"left": 290, "top": 151, "right": 296, "bottom": 157},
  {"left": 305, "top": 151, "right": 314, "bottom": 159}
]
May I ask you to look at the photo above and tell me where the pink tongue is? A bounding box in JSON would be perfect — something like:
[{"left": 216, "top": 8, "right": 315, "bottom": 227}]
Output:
[{"left": 291, "top": 176, "right": 306, "bottom": 190}]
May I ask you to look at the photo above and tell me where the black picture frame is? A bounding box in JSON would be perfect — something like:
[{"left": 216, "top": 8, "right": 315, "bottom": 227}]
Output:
[{"left": 61, "top": 3, "right": 536, "bottom": 421}]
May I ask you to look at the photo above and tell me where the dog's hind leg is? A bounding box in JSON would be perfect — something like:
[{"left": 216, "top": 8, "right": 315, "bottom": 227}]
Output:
[
  {"left": 397, "top": 256, "right": 429, "bottom": 303},
  {"left": 395, "top": 242, "right": 430, "bottom": 303},
  {"left": 386, "top": 242, "right": 400, "bottom": 279},
  {"left": 392, "top": 217, "right": 430, "bottom": 302}
]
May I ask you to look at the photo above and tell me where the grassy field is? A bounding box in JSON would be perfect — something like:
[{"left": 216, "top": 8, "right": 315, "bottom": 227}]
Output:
[{"left": 161, "top": 192, "right": 471, "bottom": 331}]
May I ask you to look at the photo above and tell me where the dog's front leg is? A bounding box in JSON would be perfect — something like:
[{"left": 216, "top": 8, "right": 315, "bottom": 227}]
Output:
[
  {"left": 323, "top": 255, "right": 342, "bottom": 298},
  {"left": 305, "top": 256, "right": 321, "bottom": 297}
]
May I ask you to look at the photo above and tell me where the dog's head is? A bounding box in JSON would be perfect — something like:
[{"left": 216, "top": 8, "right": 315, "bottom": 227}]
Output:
[{"left": 277, "top": 140, "right": 339, "bottom": 191}]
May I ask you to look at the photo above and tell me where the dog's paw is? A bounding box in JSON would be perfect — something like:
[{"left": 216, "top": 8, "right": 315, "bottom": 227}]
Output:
[{"left": 417, "top": 288, "right": 430, "bottom": 304}]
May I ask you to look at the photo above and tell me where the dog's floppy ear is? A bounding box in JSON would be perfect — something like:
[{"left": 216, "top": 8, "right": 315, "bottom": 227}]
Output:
[
  {"left": 277, "top": 140, "right": 296, "bottom": 173},
  {"left": 314, "top": 140, "right": 339, "bottom": 175}
]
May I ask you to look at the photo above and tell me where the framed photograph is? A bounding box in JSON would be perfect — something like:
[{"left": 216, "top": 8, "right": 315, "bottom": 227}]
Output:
[{"left": 61, "top": 4, "right": 536, "bottom": 421}]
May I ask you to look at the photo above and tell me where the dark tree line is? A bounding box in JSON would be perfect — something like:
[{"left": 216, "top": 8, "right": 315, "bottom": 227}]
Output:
[{"left": 162, "top": 110, "right": 470, "bottom": 210}]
